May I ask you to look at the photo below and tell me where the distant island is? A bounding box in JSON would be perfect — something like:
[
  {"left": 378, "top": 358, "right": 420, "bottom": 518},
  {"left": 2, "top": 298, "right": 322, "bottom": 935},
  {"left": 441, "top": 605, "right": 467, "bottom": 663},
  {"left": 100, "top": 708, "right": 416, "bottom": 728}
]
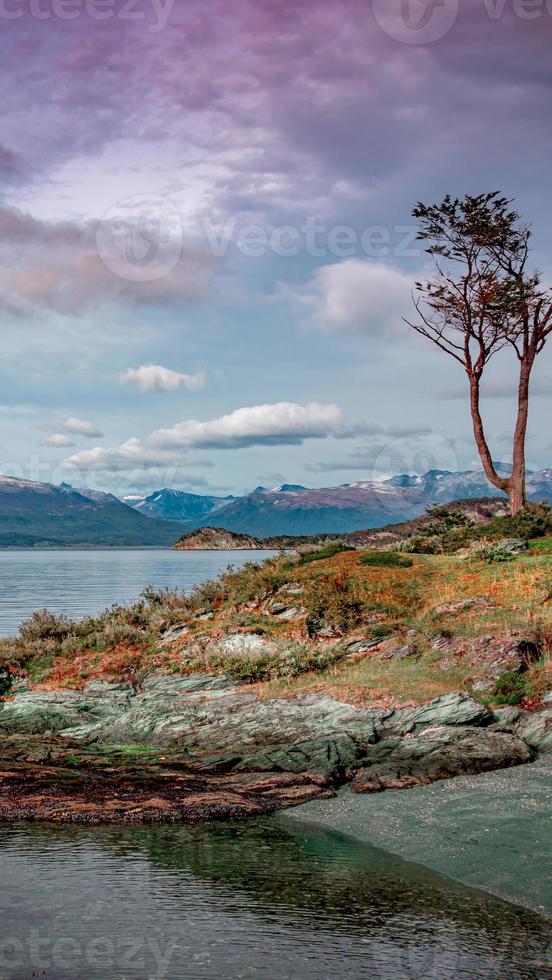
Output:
[{"left": 173, "top": 527, "right": 266, "bottom": 550}]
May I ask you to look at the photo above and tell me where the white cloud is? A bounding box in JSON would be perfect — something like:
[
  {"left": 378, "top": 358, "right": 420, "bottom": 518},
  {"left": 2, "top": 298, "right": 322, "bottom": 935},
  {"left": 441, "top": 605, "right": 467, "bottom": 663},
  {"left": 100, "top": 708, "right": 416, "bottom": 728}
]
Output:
[
  {"left": 62, "top": 438, "right": 181, "bottom": 472},
  {"left": 150, "top": 401, "right": 365, "bottom": 450},
  {"left": 64, "top": 417, "right": 104, "bottom": 438},
  {"left": 62, "top": 401, "right": 367, "bottom": 472},
  {"left": 302, "top": 259, "right": 414, "bottom": 335},
  {"left": 119, "top": 364, "right": 207, "bottom": 393},
  {"left": 46, "top": 433, "right": 75, "bottom": 448}
]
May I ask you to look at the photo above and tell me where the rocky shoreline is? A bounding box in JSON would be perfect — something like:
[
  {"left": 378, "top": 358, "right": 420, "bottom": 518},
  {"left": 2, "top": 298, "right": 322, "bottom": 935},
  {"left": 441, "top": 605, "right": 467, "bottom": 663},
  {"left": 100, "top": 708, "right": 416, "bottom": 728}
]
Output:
[{"left": 1, "top": 674, "right": 550, "bottom": 824}]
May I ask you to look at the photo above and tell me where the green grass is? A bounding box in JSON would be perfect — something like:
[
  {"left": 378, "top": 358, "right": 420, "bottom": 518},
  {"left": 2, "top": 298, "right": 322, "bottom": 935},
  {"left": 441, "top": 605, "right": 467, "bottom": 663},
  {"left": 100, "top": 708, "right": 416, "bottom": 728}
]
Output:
[
  {"left": 529, "top": 536, "right": 552, "bottom": 554},
  {"left": 296, "top": 541, "right": 354, "bottom": 566},
  {"left": 359, "top": 551, "right": 414, "bottom": 568}
]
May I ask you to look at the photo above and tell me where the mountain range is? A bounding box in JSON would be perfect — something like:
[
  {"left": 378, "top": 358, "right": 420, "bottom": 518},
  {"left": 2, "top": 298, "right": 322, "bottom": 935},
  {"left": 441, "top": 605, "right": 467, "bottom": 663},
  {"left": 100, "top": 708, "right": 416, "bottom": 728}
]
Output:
[
  {"left": 1, "top": 466, "right": 551, "bottom": 546},
  {"left": 122, "top": 467, "right": 552, "bottom": 538}
]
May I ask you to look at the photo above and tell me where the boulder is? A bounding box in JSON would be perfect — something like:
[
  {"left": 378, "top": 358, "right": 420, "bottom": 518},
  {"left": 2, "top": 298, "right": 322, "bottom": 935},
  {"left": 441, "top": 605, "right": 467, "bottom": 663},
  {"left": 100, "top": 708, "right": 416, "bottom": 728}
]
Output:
[
  {"left": 433, "top": 595, "right": 491, "bottom": 615},
  {"left": 215, "top": 633, "right": 277, "bottom": 658},
  {"left": 467, "top": 634, "right": 541, "bottom": 679},
  {"left": 0, "top": 682, "right": 133, "bottom": 735},
  {"left": 270, "top": 603, "right": 305, "bottom": 621},
  {"left": 495, "top": 538, "right": 529, "bottom": 556},
  {"left": 351, "top": 726, "right": 534, "bottom": 793},
  {"left": 234, "top": 734, "right": 368, "bottom": 783}
]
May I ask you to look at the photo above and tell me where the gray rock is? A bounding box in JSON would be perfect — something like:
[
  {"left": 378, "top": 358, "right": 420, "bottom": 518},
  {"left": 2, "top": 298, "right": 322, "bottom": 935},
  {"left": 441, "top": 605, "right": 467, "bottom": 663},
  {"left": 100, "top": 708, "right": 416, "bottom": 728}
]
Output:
[
  {"left": 269, "top": 603, "right": 306, "bottom": 621},
  {"left": 158, "top": 623, "right": 191, "bottom": 645},
  {"left": 0, "top": 683, "right": 133, "bottom": 735},
  {"left": 496, "top": 538, "right": 529, "bottom": 556},
  {"left": 431, "top": 631, "right": 454, "bottom": 652},
  {"left": 351, "top": 726, "right": 534, "bottom": 793},
  {"left": 383, "top": 692, "right": 492, "bottom": 735},
  {"left": 506, "top": 708, "right": 552, "bottom": 754},
  {"left": 471, "top": 678, "right": 493, "bottom": 692},
  {"left": 215, "top": 633, "right": 276, "bottom": 657},
  {"left": 235, "top": 734, "right": 368, "bottom": 782},
  {"left": 378, "top": 642, "right": 416, "bottom": 662},
  {"left": 433, "top": 595, "right": 491, "bottom": 615},
  {"left": 345, "top": 637, "right": 391, "bottom": 656}
]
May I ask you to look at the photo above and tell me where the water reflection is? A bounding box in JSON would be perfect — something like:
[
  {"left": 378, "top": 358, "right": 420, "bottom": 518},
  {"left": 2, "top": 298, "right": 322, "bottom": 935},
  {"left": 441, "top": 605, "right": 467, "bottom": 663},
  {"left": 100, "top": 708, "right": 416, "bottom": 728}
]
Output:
[{"left": 0, "top": 818, "right": 549, "bottom": 978}]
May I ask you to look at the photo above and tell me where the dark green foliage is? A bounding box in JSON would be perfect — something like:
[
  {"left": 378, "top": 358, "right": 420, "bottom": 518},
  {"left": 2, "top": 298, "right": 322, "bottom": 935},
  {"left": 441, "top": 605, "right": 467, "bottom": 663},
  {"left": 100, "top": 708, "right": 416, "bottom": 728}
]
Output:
[
  {"left": 297, "top": 541, "right": 353, "bottom": 566},
  {"left": 442, "top": 505, "right": 552, "bottom": 553},
  {"left": 359, "top": 551, "right": 414, "bottom": 568},
  {"left": 492, "top": 671, "right": 533, "bottom": 706}
]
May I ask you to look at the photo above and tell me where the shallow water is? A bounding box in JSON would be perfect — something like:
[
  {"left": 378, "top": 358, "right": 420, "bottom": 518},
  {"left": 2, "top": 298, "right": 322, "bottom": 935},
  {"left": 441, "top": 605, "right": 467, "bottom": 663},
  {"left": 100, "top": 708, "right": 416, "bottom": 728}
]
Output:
[
  {"left": 0, "top": 549, "right": 276, "bottom": 636},
  {"left": 0, "top": 819, "right": 550, "bottom": 979},
  {"left": 291, "top": 759, "right": 552, "bottom": 917}
]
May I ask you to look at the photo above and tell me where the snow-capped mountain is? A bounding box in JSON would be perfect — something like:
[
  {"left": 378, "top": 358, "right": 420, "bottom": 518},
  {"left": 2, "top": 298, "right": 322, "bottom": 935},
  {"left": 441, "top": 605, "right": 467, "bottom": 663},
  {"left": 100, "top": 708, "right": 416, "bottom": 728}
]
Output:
[{"left": 121, "top": 488, "right": 234, "bottom": 523}]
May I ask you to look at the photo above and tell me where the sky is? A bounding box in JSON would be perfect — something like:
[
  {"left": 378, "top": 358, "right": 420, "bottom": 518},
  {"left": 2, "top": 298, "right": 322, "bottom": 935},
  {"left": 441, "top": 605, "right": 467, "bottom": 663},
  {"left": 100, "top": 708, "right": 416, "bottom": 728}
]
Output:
[{"left": 1, "top": 0, "right": 551, "bottom": 497}]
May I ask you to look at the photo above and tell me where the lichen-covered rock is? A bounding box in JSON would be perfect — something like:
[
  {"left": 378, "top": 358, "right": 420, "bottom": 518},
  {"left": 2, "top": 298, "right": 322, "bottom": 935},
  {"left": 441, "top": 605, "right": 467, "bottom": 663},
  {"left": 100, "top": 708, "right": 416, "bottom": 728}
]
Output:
[
  {"left": 0, "top": 682, "right": 133, "bottom": 735},
  {"left": 351, "top": 727, "right": 534, "bottom": 793},
  {"left": 497, "top": 706, "right": 552, "bottom": 754},
  {"left": 158, "top": 623, "right": 191, "bottom": 645},
  {"left": 233, "top": 734, "right": 368, "bottom": 782},
  {"left": 381, "top": 692, "right": 491, "bottom": 735},
  {"left": 214, "top": 633, "right": 277, "bottom": 658}
]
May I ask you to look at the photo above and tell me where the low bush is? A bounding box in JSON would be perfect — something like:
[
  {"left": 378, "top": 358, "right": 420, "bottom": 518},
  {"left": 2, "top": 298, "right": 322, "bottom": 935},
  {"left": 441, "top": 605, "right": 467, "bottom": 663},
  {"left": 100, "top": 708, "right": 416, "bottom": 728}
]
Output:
[
  {"left": 492, "top": 670, "right": 533, "bottom": 706},
  {"left": 359, "top": 551, "right": 414, "bottom": 568},
  {"left": 304, "top": 571, "right": 365, "bottom": 631},
  {"left": 209, "top": 641, "right": 347, "bottom": 683},
  {"left": 297, "top": 541, "right": 353, "bottom": 565}
]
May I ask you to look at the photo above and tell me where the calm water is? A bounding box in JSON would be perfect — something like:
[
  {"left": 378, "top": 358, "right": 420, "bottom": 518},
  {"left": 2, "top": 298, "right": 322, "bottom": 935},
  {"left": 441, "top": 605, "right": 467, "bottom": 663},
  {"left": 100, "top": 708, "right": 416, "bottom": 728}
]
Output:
[
  {"left": 0, "top": 549, "right": 276, "bottom": 637},
  {"left": 0, "top": 819, "right": 549, "bottom": 979}
]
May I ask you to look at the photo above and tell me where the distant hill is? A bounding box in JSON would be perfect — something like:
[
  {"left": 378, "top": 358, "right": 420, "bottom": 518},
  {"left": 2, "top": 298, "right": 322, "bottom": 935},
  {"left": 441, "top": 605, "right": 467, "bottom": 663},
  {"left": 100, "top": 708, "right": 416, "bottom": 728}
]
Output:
[{"left": 0, "top": 477, "right": 182, "bottom": 547}]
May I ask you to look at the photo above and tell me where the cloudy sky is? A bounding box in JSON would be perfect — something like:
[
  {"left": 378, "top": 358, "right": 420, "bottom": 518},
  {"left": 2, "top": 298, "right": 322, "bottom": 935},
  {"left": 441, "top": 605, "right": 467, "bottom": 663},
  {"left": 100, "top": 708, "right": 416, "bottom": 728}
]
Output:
[{"left": 1, "top": 0, "right": 551, "bottom": 496}]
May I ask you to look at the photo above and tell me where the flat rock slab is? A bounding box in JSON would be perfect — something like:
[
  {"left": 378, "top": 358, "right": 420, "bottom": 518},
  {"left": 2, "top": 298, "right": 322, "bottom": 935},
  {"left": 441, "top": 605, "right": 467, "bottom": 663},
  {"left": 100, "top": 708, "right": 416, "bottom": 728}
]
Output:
[
  {"left": 0, "top": 736, "right": 331, "bottom": 824},
  {"left": 1, "top": 680, "right": 550, "bottom": 823}
]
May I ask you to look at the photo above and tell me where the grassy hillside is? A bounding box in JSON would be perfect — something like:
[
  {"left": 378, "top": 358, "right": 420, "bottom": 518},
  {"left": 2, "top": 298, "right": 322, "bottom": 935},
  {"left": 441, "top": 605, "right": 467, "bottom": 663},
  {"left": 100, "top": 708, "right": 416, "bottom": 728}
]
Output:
[{"left": 2, "top": 508, "right": 551, "bottom": 709}]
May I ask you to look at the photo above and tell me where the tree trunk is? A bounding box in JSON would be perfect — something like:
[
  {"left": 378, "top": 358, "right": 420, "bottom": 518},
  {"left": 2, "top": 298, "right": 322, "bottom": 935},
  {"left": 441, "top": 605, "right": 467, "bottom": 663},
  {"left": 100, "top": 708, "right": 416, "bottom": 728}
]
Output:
[
  {"left": 468, "top": 373, "right": 510, "bottom": 496},
  {"left": 509, "top": 357, "right": 533, "bottom": 516}
]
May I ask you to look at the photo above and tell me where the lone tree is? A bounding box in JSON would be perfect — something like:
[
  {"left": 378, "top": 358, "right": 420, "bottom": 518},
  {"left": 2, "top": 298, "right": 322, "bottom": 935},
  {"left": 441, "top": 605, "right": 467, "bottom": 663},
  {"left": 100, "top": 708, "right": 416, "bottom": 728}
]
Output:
[{"left": 406, "top": 192, "right": 552, "bottom": 515}]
